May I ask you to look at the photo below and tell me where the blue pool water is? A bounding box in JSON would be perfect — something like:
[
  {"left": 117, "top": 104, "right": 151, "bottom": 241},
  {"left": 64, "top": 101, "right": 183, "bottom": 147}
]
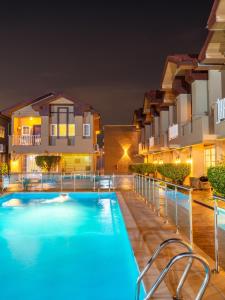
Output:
[{"left": 0, "top": 192, "right": 144, "bottom": 300}]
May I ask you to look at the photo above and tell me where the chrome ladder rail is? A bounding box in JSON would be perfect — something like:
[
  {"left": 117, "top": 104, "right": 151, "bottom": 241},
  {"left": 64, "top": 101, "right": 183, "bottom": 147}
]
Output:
[
  {"left": 145, "top": 252, "right": 210, "bottom": 300},
  {"left": 136, "top": 238, "right": 193, "bottom": 300}
]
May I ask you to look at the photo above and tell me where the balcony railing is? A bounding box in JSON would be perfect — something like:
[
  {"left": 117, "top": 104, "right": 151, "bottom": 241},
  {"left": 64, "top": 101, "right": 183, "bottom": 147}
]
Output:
[{"left": 12, "top": 135, "right": 41, "bottom": 146}]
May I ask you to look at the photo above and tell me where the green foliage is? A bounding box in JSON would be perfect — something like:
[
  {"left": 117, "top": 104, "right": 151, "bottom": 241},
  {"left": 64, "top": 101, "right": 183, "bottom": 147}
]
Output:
[
  {"left": 0, "top": 163, "right": 8, "bottom": 175},
  {"left": 35, "top": 156, "right": 61, "bottom": 172},
  {"left": 157, "top": 163, "right": 191, "bottom": 184},
  {"left": 208, "top": 165, "right": 225, "bottom": 196},
  {"left": 129, "top": 163, "right": 156, "bottom": 175}
]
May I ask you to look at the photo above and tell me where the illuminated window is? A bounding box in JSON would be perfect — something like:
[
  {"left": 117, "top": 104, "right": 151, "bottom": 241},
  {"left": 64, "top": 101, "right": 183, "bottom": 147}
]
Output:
[
  {"left": 204, "top": 147, "right": 216, "bottom": 172},
  {"left": 50, "top": 124, "right": 57, "bottom": 136},
  {"left": 83, "top": 124, "right": 91, "bottom": 137},
  {"left": 22, "top": 126, "right": 31, "bottom": 135},
  {"left": 68, "top": 124, "right": 75, "bottom": 136},
  {"left": 59, "top": 124, "right": 67, "bottom": 137},
  {"left": 0, "top": 126, "right": 5, "bottom": 138}
]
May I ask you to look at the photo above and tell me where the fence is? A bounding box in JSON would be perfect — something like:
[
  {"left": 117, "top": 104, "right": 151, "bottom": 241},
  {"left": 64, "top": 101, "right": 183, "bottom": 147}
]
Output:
[
  {"left": 213, "top": 195, "right": 225, "bottom": 273},
  {"left": 134, "top": 174, "right": 193, "bottom": 245},
  {"left": 1, "top": 173, "right": 134, "bottom": 192}
]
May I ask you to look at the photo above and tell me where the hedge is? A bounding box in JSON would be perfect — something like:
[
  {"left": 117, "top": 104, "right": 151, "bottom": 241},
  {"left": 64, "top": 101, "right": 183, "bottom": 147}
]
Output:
[
  {"left": 208, "top": 165, "right": 225, "bottom": 196},
  {"left": 129, "top": 163, "right": 156, "bottom": 175},
  {"left": 129, "top": 163, "right": 190, "bottom": 184},
  {"left": 157, "top": 163, "right": 191, "bottom": 184}
]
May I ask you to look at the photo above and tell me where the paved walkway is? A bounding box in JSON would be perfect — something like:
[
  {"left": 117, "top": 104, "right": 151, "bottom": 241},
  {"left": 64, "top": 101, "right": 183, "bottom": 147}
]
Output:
[{"left": 118, "top": 191, "right": 225, "bottom": 300}]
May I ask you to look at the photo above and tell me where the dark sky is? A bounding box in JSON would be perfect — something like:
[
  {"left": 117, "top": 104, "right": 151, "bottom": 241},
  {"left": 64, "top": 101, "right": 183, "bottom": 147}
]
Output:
[{"left": 0, "top": 0, "right": 213, "bottom": 124}]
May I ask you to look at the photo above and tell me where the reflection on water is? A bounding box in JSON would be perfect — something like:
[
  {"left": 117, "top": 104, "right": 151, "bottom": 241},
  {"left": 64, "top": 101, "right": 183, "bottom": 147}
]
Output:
[{"left": 2, "top": 194, "right": 70, "bottom": 207}]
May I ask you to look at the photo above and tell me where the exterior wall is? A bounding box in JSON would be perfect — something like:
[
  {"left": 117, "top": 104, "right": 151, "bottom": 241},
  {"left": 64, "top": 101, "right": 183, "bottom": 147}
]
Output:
[
  {"left": 7, "top": 96, "right": 101, "bottom": 173},
  {"left": 0, "top": 116, "right": 9, "bottom": 164},
  {"left": 104, "top": 125, "right": 141, "bottom": 174},
  {"left": 191, "top": 80, "right": 208, "bottom": 118},
  {"left": 213, "top": 70, "right": 225, "bottom": 137},
  {"left": 9, "top": 109, "right": 96, "bottom": 155},
  {"left": 176, "top": 94, "right": 191, "bottom": 124}
]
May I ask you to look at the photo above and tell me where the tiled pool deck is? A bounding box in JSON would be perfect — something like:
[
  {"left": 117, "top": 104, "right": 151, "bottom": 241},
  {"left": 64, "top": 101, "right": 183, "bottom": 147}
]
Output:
[{"left": 118, "top": 191, "right": 225, "bottom": 300}]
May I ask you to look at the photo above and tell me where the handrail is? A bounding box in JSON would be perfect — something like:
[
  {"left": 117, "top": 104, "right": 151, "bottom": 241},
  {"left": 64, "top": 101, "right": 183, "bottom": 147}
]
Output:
[
  {"left": 145, "top": 252, "right": 211, "bottom": 300},
  {"left": 136, "top": 238, "right": 193, "bottom": 300},
  {"left": 135, "top": 174, "right": 191, "bottom": 191}
]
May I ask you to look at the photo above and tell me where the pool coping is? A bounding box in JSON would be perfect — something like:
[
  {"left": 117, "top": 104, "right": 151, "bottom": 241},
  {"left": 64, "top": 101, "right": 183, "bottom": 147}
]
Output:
[{"left": 116, "top": 191, "right": 171, "bottom": 299}]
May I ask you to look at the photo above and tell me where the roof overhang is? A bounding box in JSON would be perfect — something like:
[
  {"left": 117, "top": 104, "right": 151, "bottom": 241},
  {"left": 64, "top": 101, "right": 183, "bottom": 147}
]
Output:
[{"left": 208, "top": 0, "right": 225, "bottom": 30}]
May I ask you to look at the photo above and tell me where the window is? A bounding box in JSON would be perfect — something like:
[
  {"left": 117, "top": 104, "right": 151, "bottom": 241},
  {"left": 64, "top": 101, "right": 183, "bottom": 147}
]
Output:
[
  {"left": 0, "top": 126, "right": 5, "bottom": 138},
  {"left": 83, "top": 124, "right": 91, "bottom": 137},
  {"left": 22, "top": 126, "right": 31, "bottom": 135},
  {"left": 68, "top": 124, "right": 75, "bottom": 136},
  {"left": 59, "top": 124, "right": 67, "bottom": 137},
  {"left": 50, "top": 124, "right": 57, "bottom": 136},
  {"left": 204, "top": 147, "right": 216, "bottom": 172}
]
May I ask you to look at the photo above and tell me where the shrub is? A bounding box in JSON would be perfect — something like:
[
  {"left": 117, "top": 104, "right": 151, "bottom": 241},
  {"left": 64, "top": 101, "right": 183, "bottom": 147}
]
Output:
[
  {"left": 0, "top": 163, "right": 8, "bottom": 175},
  {"left": 208, "top": 165, "right": 225, "bottom": 196},
  {"left": 35, "top": 156, "right": 61, "bottom": 172},
  {"left": 157, "top": 163, "right": 191, "bottom": 184},
  {"left": 129, "top": 163, "right": 156, "bottom": 175}
]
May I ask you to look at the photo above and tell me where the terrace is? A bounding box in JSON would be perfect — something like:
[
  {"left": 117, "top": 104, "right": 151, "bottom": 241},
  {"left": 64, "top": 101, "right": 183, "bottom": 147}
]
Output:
[{"left": 1, "top": 171, "right": 225, "bottom": 299}]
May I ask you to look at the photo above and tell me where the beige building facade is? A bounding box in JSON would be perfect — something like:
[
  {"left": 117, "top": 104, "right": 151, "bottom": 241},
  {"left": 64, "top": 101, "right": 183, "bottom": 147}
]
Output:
[
  {"left": 2, "top": 93, "right": 100, "bottom": 173},
  {"left": 134, "top": 0, "right": 225, "bottom": 181}
]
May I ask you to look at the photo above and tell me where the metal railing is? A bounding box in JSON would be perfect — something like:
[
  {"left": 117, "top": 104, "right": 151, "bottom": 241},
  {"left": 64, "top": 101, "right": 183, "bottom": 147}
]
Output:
[
  {"left": 136, "top": 238, "right": 210, "bottom": 300},
  {"left": 12, "top": 135, "right": 41, "bottom": 146},
  {"left": 1, "top": 173, "right": 134, "bottom": 192},
  {"left": 213, "top": 195, "right": 225, "bottom": 273},
  {"left": 136, "top": 238, "right": 193, "bottom": 300},
  {"left": 134, "top": 174, "right": 193, "bottom": 244}
]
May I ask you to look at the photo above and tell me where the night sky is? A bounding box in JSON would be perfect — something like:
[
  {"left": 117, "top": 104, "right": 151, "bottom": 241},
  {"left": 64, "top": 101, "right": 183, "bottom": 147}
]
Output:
[{"left": 0, "top": 1, "right": 213, "bottom": 124}]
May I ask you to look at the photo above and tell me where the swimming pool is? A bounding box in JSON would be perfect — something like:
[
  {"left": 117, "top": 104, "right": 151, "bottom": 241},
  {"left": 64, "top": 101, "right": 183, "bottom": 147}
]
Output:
[{"left": 0, "top": 192, "right": 144, "bottom": 300}]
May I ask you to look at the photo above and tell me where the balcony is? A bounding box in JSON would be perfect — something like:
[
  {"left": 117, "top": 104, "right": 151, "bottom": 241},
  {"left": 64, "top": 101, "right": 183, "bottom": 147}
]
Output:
[
  {"left": 12, "top": 135, "right": 41, "bottom": 146},
  {"left": 168, "top": 116, "right": 217, "bottom": 148}
]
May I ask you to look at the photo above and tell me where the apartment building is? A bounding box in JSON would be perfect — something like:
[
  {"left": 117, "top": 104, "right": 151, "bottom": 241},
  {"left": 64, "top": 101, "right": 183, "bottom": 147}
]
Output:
[
  {"left": 134, "top": 0, "right": 225, "bottom": 179},
  {"left": 0, "top": 114, "right": 10, "bottom": 165},
  {"left": 1, "top": 93, "right": 101, "bottom": 173}
]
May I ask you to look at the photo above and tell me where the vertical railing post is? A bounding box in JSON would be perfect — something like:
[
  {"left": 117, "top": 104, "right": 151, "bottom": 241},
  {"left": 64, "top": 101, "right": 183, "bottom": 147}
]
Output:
[
  {"left": 41, "top": 173, "right": 43, "bottom": 192},
  {"left": 164, "top": 184, "right": 168, "bottom": 224},
  {"left": 61, "top": 173, "right": 63, "bottom": 192},
  {"left": 148, "top": 176, "right": 151, "bottom": 204},
  {"left": 93, "top": 173, "right": 96, "bottom": 191},
  {"left": 152, "top": 178, "right": 155, "bottom": 212},
  {"left": 21, "top": 173, "right": 24, "bottom": 191},
  {"left": 73, "top": 173, "right": 76, "bottom": 192},
  {"left": 141, "top": 175, "right": 143, "bottom": 197},
  {"left": 189, "top": 188, "right": 193, "bottom": 247},
  {"left": 214, "top": 197, "right": 219, "bottom": 273},
  {"left": 175, "top": 186, "right": 179, "bottom": 234},
  {"left": 112, "top": 173, "right": 115, "bottom": 190}
]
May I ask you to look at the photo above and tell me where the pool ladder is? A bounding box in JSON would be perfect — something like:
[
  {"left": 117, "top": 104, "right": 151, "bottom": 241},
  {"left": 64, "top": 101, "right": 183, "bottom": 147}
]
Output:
[{"left": 136, "top": 238, "right": 211, "bottom": 300}]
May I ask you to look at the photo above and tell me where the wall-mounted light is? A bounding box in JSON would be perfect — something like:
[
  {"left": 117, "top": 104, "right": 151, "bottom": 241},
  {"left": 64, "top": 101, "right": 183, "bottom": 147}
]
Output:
[
  {"left": 175, "top": 156, "right": 181, "bottom": 164},
  {"left": 186, "top": 155, "right": 192, "bottom": 164}
]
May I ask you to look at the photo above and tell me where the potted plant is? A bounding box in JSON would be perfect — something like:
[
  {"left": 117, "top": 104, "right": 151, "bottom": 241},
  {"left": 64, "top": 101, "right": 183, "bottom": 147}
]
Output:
[{"left": 199, "top": 176, "right": 211, "bottom": 190}]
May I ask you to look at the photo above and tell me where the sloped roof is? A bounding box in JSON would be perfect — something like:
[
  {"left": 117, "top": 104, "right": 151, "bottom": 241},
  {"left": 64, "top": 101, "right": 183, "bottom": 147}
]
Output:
[
  {"left": 207, "top": 0, "right": 225, "bottom": 30},
  {"left": 1, "top": 92, "right": 97, "bottom": 117},
  {"left": 161, "top": 54, "right": 198, "bottom": 90}
]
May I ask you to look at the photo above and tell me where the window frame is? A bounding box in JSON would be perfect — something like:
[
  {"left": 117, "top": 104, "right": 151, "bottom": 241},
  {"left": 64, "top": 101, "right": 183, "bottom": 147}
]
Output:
[{"left": 83, "top": 123, "right": 91, "bottom": 137}]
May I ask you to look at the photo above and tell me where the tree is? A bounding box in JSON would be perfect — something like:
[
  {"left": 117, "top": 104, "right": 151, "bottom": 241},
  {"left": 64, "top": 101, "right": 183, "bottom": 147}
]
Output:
[{"left": 35, "top": 156, "right": 61, "bottom": 172}]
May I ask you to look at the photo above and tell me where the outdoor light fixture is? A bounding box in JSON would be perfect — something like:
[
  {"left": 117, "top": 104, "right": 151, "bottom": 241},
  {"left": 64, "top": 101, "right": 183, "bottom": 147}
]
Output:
[
  {"left": 186, "top": 155, "right": 193, "bottom": 164},
  {"left": 175, "top": 156, "right": 181, "bottom": 164}
]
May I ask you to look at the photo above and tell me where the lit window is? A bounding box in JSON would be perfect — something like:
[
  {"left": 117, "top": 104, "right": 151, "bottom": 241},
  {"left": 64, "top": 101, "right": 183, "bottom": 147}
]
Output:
[
  {"left": 50, "top": 124, "right": 57, "bottom": 136},
  {"left": 83, "top": 124, "right": 91, "bottom": 137},
  {"left": 22, "top": 126, "right": 31, "bottom": 135},
  {"left": 204, "top": 147, "right": 216, "bottom": 172},
  {"left": 0, "top": 126, "right": 5, "bottom": 138},
  {"left": 59, "top": 124, "right": 67, "bottom": 137},
  {"left": 68, "top": 124, "right": 75, "bottom": 136}
]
